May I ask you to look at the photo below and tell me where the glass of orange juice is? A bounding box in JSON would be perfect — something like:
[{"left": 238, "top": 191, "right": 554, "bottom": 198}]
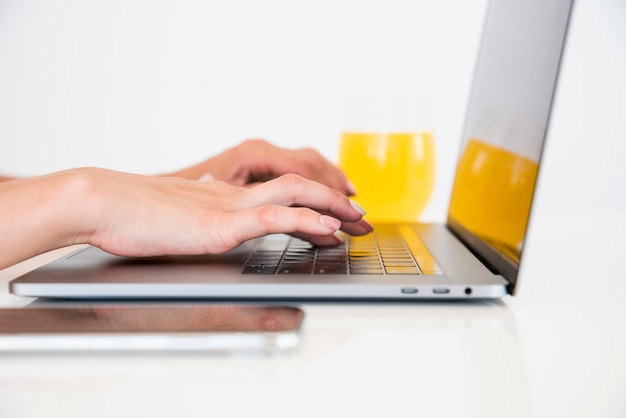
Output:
[{"left": 338, "top": 97, "right": 435, "bottom": 221}]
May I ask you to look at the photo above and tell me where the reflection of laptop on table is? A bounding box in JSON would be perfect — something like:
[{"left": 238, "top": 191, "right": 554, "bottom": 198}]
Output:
[{"left": 10, "top": 0, "right": 574, "bottom": 300}]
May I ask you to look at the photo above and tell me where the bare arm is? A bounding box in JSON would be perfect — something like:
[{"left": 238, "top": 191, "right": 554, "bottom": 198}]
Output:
[
  {"left": 2, "top": 139, "right": 353, "bottom": 190},
  {"left": 0, "top": 168, "right": 371, "bottom": 269},
  {"left": 0, "top": 171, "right": 92, "bottom": 268}
]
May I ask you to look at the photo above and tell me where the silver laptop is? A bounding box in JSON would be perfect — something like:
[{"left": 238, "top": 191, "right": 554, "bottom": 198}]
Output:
[{"left": 10, "top": 0, "right": 574, "bottom": 300}]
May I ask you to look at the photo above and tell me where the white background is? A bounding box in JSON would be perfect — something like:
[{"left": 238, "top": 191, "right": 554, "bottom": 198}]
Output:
[{"left": 0, "top": 0, "right": 624, "bottom": 221}]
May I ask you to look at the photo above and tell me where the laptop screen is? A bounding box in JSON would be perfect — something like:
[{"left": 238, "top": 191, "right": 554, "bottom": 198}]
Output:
[{"left": 447, "top": 0, "right": 573, "bottom": 291}]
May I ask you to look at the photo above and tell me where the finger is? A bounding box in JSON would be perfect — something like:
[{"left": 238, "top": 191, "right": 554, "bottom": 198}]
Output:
[
  {"left": 289, "top": 232, "right": 345, "bottom": 247},
  {"left": 207, "top": 206, "right": 344, "bottom": 253},
  {"left": 229, "top": 174, "right": 365, "bottom": 222},
  {"left": 245, "top": 140, "right": 353, "bottom": 195},
  {"left": 339, "top": 218, "right": 374, "bottom": 236},
  {"left": 272, "top": 148, "right": 351, "bottom": 195},
  {"left": 289, "top": 217, "right": 373, "bottom": 246},
  {"left": 292, "top": 148, "right": 353, "bottom": 195}
]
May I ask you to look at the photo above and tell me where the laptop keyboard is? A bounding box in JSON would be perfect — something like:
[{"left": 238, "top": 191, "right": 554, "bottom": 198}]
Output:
[{"left": 242, "top": 224, "right": 443, "bottom": 275}]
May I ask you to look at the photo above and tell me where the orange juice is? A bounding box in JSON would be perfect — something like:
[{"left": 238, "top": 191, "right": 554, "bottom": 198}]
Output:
[
  {"left": 339, "top": 131, "right": 435, "bottom": 221},
  {"left": 449, "top": 138, "right": 538, "bottom": 249}
]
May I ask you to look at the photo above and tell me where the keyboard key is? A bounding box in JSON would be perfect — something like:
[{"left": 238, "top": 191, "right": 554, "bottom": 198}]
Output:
[
  {"left": 385, "top": 266, "right": 420, "bottom": 275},
  {"left": 243, "top": 228, "right": 441, "bottom": 277},
  {"left": 350, "top": 262, "right": 382, "bottom": 269},
  {"left": 350, "top": 257, "right": 380, "bottom": 263},
  {"left": 283, "top": 256, "right": 314, "bottom": 263},
  {"left": 315, "top": 266, "right": 347, "bottom": 274},
  {"left": 256, "top": 235, "right": 290, "bottom": 252},
  {"left": 243, "top": 266, "right": 278, "bottom": 274},
  {"left": 384, "top": 262, "right": 417, "bottom": 268},
  {"left": 278, "top": 265, "right": 312, "bottom": 274},
  {"left": 350, "top": 268, "right": 384, "bottom": 274}
]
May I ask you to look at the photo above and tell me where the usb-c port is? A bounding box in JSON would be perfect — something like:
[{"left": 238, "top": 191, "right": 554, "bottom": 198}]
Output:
[
  {"left": 433, "top": 288, "right": 450, "bottom": 294},
  {"left": 401, "top": 287, "right": 418, "bottom": 294}
]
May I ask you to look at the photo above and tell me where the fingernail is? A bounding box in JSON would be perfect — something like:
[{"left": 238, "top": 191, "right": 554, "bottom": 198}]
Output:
[
  {"left": 350, "top": 200, "right": 367, "bottom": 216},
  {"left": 346, "top": 180, "right": 357, "bottom": 196},
  {"left": 320, "top": 215, "right": 341, "bottom": 231}
]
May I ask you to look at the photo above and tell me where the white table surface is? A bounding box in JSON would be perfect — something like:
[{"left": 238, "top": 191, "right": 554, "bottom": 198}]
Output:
[{"left": 0, "top": 211, "right": 624, "bottom": 418}]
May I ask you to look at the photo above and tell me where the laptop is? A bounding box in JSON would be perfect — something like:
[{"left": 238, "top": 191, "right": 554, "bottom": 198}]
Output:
[{"left": 10, "top": 0, "right": 574, "bottom": 300}]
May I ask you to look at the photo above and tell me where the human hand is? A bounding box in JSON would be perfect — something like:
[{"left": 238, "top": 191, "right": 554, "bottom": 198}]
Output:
[
  {"left": 76, "top": 168, "right": 371, "bottom": 258},
  {"left": 165, "top": 139, "right": 355, "bottom": 195},
  {"left": 0, "top": 167, "right": 371, "bottom": 269}
]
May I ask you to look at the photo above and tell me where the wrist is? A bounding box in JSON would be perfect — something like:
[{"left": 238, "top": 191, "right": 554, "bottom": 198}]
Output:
[
  {"left": 0, "top": 168, "right": 103, "bottom": 268},
  {"left": 52, "top": 168, "right": 106, "bottom": 247},
  {"left": 26, "top": 168, "right": 105, "bottom": 250}
]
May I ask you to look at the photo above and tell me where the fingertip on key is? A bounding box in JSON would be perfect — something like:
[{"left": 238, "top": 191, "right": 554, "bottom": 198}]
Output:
[{"left": 319, "top": 215, "right": 342, "bottom": 231}]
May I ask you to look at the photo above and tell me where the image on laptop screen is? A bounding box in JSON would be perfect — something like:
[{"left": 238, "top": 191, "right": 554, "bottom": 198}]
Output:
[{"left": 447, "top": 0, "right": 573, "bottom": 288}]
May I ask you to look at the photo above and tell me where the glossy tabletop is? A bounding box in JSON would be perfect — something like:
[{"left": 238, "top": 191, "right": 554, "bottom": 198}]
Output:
[{"left": 0, "top": 211, "right": 624, "bottom": 418}]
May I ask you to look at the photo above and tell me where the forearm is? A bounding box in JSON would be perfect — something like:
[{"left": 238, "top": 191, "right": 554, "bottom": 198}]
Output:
[{"left": 0, "top": 170, "right": 96, "bottom": 269}]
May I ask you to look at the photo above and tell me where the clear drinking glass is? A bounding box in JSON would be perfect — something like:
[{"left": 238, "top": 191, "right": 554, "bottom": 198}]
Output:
[{"left": 338, "top": 97, "right": 435, "bottom": 221}]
